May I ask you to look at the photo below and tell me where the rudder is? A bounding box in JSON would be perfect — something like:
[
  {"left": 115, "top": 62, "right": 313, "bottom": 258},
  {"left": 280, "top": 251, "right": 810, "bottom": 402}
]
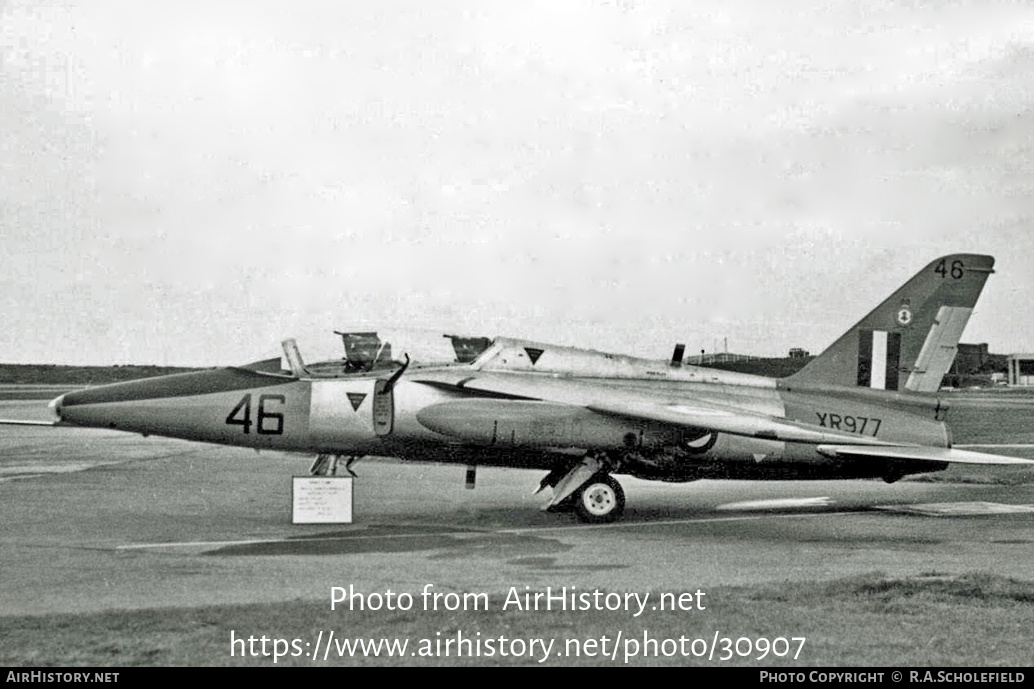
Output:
[{"left": 784, "top": 254, "right": 995, "bottom": 392}]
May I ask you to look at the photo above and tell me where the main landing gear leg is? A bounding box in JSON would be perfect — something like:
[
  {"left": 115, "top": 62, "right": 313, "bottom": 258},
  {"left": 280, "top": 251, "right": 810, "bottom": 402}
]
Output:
[
  {"left": 309, "top": 454, "right": 361, "bottom": 476},
  {"left": 539, "top": 455, "right": 626, "bottom": 524},
  {"left": 309, "top": 454, "right": 334, "bottom": 475}
]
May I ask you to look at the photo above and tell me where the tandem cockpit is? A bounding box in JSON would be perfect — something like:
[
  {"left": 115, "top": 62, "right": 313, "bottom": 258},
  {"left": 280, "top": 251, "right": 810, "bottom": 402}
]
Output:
[
  {"left": 239, "top": 330, "right": 496, "bottom": 379},
  {"left": 239, "top": 329, "right": 767, "bottom": 384}
]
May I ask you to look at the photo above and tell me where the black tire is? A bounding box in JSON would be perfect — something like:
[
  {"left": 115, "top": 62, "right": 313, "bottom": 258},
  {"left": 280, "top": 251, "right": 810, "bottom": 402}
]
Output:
[{"left": 574, "top": 474, "right": 625, "bottom": 524}]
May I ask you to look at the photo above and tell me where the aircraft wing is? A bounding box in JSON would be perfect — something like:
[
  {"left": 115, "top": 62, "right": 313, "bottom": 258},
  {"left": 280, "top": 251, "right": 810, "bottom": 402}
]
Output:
[
  {"left": 414, "top": 373, "right": 1034, "bottom": 466},
  {"left": 585, "top": 400, "right": 895, "bottom": 446},
  {"left": 816, "top": 444, "right": 1034, "bottom": 465},
  {"left": 415, "top": 373, "right": 894, "bottom": 446}
]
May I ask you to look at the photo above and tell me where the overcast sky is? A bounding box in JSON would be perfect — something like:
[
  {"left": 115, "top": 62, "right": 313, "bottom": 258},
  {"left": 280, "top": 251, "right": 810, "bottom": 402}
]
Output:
[{"left": 2, "top": 0, "right": 1034, "bottom": 365}]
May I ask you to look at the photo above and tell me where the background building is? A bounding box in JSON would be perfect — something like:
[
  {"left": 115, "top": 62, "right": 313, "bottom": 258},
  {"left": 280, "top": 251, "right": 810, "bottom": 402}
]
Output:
[
  {"left": 953, "top": 343, "right": 990, "bottom": 374},
  {"left": 1006, "top": 354, "right": 1034, "bottom": 386}
]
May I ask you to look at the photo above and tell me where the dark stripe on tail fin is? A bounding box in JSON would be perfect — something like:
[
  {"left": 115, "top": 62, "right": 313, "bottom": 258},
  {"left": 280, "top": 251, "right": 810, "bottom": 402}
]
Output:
[
  {"left": 857, "top": 331, "right": 872, "bottom": 387},
  {"left": 886, "top": 332, "right": 901, "bottom": 390}
]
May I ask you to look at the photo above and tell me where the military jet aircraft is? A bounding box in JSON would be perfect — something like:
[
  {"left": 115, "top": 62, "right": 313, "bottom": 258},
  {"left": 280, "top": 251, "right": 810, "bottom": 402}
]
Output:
[{"left": 5, "top": 253, "right": 1032, "bottom": 522}]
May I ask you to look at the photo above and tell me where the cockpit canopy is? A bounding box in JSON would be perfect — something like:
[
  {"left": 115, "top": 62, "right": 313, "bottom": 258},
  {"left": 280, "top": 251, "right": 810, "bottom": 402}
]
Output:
[
  {"left": 243, "top": 330, "right": 767, "bottom": 386},
  {"left": 244, "top": 330, "right": 495, "bottom": 377},
  {"left": 324, "top": 330, "right": 492, "bottom": 374}
]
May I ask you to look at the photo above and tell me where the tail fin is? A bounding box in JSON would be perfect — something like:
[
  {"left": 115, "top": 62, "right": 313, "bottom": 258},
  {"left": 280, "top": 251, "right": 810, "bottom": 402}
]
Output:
[{"left": 784, "top": 254, "right": 995, "bottom": 392}]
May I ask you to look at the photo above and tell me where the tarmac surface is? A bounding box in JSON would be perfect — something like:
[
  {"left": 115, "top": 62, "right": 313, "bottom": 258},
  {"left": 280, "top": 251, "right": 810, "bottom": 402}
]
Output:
[{"left": 2, "top": 397, "right": 1032, "bottom": 621}]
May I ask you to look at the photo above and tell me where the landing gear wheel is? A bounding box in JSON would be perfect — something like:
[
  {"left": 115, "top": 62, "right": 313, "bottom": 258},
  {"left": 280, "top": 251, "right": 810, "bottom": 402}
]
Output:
[{"left": 574, "top": 474, "right": 625, "bottom": 523}]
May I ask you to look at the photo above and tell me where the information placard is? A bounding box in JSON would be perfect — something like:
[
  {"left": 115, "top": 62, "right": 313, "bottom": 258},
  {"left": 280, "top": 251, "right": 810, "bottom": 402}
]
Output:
[{"left": 292, "top": 476, "right": 353, "bottom": 524}]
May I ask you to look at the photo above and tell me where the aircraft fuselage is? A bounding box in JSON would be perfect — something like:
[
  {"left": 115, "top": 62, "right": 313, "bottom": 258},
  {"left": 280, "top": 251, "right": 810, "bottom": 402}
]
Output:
[{"left": 53, "top": 360, "right": 950, "bottom": 483}]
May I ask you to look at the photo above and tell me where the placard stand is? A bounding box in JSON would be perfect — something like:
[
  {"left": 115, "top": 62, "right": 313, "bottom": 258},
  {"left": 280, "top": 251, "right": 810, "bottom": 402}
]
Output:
[{"left": 292, "top": 476, "right": 353, "bottom": 524}]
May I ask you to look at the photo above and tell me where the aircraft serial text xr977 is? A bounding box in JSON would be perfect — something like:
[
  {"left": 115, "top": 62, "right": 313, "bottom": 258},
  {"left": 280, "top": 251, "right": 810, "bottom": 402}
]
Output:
[{"left": 7, "top": 254, "right": 1032, "bottom": 523}]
